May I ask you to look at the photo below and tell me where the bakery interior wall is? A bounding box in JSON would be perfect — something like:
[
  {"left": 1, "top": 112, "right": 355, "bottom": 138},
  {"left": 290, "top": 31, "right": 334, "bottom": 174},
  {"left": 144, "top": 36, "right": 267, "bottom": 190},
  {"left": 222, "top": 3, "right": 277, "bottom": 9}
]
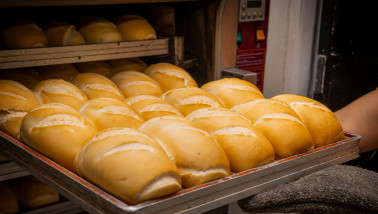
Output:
[{"left": 263, "top": 0, "right": 318, "bottom": 99}]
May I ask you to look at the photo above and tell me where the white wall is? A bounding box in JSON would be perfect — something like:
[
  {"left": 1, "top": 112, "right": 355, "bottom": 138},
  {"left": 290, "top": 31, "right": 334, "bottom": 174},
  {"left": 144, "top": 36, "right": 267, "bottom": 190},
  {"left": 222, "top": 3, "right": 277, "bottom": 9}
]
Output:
[{"left": 263, "top": 0, "right": 318, "bottom": 98}]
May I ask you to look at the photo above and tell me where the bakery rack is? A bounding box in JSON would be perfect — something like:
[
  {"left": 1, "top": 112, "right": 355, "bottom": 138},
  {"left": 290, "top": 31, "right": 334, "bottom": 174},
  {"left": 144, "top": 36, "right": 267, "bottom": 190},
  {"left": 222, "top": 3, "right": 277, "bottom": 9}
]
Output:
[{"left": 0, "top": 131, "right": 360, "bottom": 214}]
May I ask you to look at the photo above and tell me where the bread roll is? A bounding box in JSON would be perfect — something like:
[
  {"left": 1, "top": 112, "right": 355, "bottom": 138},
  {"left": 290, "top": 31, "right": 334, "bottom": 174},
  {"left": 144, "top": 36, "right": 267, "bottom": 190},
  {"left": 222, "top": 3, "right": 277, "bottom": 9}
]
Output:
[
  {"left": 161, "top": 87, "right": 224, "bottom": 116},
  {"left": 79, "top": 98, "right": 144, "bottom": 131},
  {"left": 33, "top": 79, "right": 89, "bottom": 110},
  {"left": 0, "top": 181, "right": 18, "bottom": 214},
  {"left": 20, "top": 103, "right": 98, "bottom": 172},
  {"left": 0, "top": 154, "right": 8, "bottom": 163},
  {"left": 74, "top": 61, "right": 113, "bottom": 78},
  {"left": 10, "top": 176, "right": 59, "bottom": 209},
  {"left": 75, "top": 127, "right": 181, "bottom": 205},
  {"left": 107, "top": 57, "right": 147, "bottom": 73},
  {"left": 43, "top": 20, "right": 86, "bottom": 46},
  {"left": 271, "top": 94, "right": 346, "bottom": 147},
  {"left": 253, "top": 113, "right": 314, "bottom": 158},
  {"left": 144, "top": 63, "right": 198, "bottom": 92},
  {"left": 36, "top": 63, "right": 79, "bottom": 81},
  {"left": 125, "top": 95, "right": 183, "bottom": 121},
  {"left": 111, "top": 71, "right": 163, "bottom": 98},
  {"left": 231, "top": 99, "right": 300, "bottom": 123},
  {"left": 139, "top": 116, "right": 230, "bottom": 188},
  {"left": 78, "top": 17, "right": 123, "bottom": 44},
  {"left": 186, "top": 107, "right": 275, "bottom": 172},
  {"left": 0, "top": 80, "right": 40, "bottom": 139},
  {"left": 70, "top": 73, "right": 125, "bottom": 100},
  {"left": 116, "top": 14, "right": 157, "bottom": 41},
  {"left": 0, "top": 67, "right": 41, "bottom": 89},
  {"left": 201, "top": 78, "right": 264, "bottom": 108},
  {"left": 0, "top": 19, "right": 48, "bottom": 49}
]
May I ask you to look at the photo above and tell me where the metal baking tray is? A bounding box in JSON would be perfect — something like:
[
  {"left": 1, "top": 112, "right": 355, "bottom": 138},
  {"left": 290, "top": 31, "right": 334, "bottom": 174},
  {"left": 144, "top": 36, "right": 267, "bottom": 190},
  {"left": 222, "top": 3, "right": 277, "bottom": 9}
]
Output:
[{"left": 0, "top": 131, "right": 360, "bottom": 214}]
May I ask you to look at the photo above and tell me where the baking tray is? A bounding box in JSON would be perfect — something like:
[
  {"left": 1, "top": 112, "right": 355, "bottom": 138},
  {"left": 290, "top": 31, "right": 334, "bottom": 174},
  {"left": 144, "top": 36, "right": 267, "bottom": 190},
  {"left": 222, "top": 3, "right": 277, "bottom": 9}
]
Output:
[{"left": 0, "top": 131, "right": 360, "bottom": 214}]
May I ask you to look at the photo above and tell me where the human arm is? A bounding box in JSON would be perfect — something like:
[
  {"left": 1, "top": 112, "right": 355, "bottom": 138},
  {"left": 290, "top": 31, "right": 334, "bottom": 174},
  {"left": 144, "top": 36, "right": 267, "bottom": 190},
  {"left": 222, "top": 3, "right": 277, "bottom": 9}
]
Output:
[{"left": 334, "top": 89, "right": 378, "bottom": 153}]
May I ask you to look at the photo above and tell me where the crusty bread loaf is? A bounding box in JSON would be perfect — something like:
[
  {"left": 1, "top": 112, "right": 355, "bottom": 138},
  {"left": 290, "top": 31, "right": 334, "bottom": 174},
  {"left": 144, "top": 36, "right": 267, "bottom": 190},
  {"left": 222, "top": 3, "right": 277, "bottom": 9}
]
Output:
[
  {"left": 125, "top": 95, "right": 183, "bottom": 121},
  {"left": 10, "top": 176, "right": 59, "bottom": 209},
  {"left": 33, "top": 79, "right": 89, "bottom": 110},
  {"left": 78, "top": 17, "right": 123, "bottom": 44},
  {"left": 201, "top": 78, "right": 264, "bottom": 108},
  {"left": 271, "top": 94, "right": 346, "bottom": 147},
  {"left": 231, "top": 98, "right": 301, "bottom": 123},
  {"left": 139, "top": 116, "right": 230, "bottom": 188},
  {"left": 0, "top": 19, "right": 48, "bottom": 49},
  {"left": 161, "top": 87, "right": 224, "bottom": 116},
  {"left": 186, "top": 107, "right": 275, "bottom": 172},
  {"left": 253, "top": 113, "right": 314, "bottom": 158},
  {"left": 107, "top": 57, "right": 147, "bottom": 73},
  {"left": 20, "top": 103, "right": 98, "bottom": 172},
  {"left": 144, "top": 63, "right": 198, "bottom": 92},
  {"left": 75, "top": 127, "right": 181, "bottom": 205},
  {"left": 0, "top": 80, "right": 40, "bottom": 139},
  {"left": 43, "top": 20, "right": 86, "bottom": 46},
  {"left": 70, "top": 73, "right": 125, "bottom": 101},
  {"left": 116, "top": 14, "right": 157, "bottom": 41},
  {"left": 79, "top": 98, "right": 144, "bottom": 131},
  {"left": 0, "top": 154, "right": 8, "bottom": 163},
  {"left": 0, "top": 67, "right": 41, "bottom": 89},
  {"left": 36, "top": 63, "right": 79, "bottom": 81},
  {"left": 111, "top": 71, "right": 163, "bottom": 98},
  {"left": 0, "top": 181, "right": 19, "bottom": 213},
  {"left": 74, "top": 61, "right": 113, "bottom": 78}
]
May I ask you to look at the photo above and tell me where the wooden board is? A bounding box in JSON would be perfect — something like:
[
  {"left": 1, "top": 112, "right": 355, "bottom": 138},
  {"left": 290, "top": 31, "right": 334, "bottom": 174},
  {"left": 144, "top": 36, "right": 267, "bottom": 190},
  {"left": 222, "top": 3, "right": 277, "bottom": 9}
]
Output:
[{"left": 0, "top": 39, "right": 169, "bottom": 69}]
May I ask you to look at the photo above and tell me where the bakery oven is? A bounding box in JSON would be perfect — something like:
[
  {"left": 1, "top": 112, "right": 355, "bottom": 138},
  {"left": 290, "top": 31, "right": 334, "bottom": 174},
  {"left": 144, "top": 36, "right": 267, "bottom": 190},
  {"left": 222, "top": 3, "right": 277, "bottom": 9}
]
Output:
[{"left": 0, "top": 0, "right": 361, "bottom": 213}]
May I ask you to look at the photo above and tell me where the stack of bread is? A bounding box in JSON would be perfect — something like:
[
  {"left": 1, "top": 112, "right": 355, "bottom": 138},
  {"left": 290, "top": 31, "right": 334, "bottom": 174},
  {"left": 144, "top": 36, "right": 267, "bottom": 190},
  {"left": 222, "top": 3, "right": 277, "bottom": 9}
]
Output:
[
  {"left": 0, "top": 59, "right": 347, "bottom": 206},
  {"left": 0, "top": 14, "right": 157, "bottom": 50}
]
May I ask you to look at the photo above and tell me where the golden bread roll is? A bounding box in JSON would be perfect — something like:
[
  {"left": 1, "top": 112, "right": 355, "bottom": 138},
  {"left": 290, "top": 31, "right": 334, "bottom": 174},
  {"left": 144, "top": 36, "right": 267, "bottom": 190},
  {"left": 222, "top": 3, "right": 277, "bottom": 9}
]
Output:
[
  {"left": 107, "top": 57, "right": 147, "bottom": 73},
  {"left": 20, "top": 103, "right": 98, "bottom": 172},
  {"left": 144, "top": 63, "right": 198, "bottom": 92},
  {"left": 201, "top": 78, "right": 264, "bottom": 108},
  {"left": 271, "top": 94, "right": 346, "bottom": 147},
  {"left": 75, "top": 127, "right": 181, "bottom": 205},
  {"left": 33, "top": 79, "right": 88, "bottom": 110},
  {"left": 139, "top": 116, "right": 230, "bottom": 188},
  {"left": 0, "top": 19, "right": 48, "bottom": 49},
  {"left": 79, "top": 98, "right": 144, "bottom": 131},
  {"left": 78, "top": 17, "right": 123, "bottom": 44},
  {"left": 125, "top": 95, "right": 183, "bottom": 121},
  {"left": 0, "top": 181, "right": 18, "bottom": 214},
  {"left": 186, "top": 107, "right": 275, "bottom": 172},
  {"left": 0, "top": 67, "right": 41, "bottom": 89},
  {"left": 74, "top": 61, "right": 113, "bottom": 78},
  {"left": 116, "top": 14, "right": 157, "bottom": 41},
  {"left": 0, "top": 154, "right": 8, "bottom": 163},
  {"left": 111, "top": 71, "right": 163, "bottom": 98},
  {"left": 36, "top": 63, "right": 79, "bottom": 81},
  {"left": 231, "top": 99, "right": 301, "bottom": 123},
  {"left": 70, "top": 73, "right": 125, "bottom": 100},
  {"left": 0, "top": 80, "right": 40, "bottom": 139},
  {"left": 10, "top": 176, "right": 59, "bottom": 209},
  {"left": 43, "top": 20, "right": 86, "bottom": 46},
  {"left": 253, "top": 113, "right": 314, "bottom": 158},
  {"left": 161, "top": 87, "right": 224, "bottom": 116}
]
